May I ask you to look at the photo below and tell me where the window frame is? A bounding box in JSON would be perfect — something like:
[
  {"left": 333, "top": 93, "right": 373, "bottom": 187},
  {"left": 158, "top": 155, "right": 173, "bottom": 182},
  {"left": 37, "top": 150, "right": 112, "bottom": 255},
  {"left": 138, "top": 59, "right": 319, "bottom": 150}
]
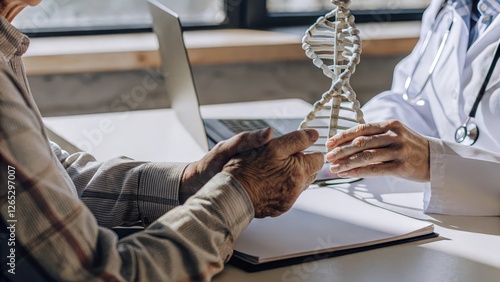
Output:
[
  {"left": 20, "top": 0, "right": 425, "bottom": 37},
  {"left": 245, "top": 0, "right": 425, "bottom": 28}
]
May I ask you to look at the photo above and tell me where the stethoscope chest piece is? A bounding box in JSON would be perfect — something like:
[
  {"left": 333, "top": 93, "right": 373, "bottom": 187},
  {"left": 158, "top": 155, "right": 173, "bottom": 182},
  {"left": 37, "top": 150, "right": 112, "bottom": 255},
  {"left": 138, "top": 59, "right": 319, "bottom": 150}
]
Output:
[
  {"left": 454, "top": 119, "right": 479, "bottom": 146},
  {"left": 454, "top": 40, "right": 500, "bottom": 146}
]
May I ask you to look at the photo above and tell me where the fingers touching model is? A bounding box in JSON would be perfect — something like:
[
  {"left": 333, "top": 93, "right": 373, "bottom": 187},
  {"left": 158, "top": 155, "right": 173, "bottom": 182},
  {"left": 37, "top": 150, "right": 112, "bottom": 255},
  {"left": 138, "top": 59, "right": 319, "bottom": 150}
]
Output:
[
  {"left": 326, "top": 120, "right": 430, "bottom": 182},
  {"left": 224, "top": 129, "right": 324, "bottom": 218}
]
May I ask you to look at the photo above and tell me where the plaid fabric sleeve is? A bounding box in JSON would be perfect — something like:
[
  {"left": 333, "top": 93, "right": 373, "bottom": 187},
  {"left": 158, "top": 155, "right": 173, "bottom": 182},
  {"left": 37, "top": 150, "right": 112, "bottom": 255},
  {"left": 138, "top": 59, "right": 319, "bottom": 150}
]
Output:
[
  {"left": 0, "top": 66, "right": 255, "bottom": 281},
  {"left": 50, "top": 142, "right": 188, "bottom": 227}
]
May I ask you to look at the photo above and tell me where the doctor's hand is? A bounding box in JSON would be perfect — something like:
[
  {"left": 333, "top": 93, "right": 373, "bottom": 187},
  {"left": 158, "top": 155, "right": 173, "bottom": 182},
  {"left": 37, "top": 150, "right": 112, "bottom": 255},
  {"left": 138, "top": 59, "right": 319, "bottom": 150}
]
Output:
[
  {"left": 223, "top": 129, "right": 324, "bottom": 218},
  {"left": 179, "top": 128, "right": 273, "bottom": 204},
  {"left": 325, "top": 120, "right": 430, "bottom": 182}
]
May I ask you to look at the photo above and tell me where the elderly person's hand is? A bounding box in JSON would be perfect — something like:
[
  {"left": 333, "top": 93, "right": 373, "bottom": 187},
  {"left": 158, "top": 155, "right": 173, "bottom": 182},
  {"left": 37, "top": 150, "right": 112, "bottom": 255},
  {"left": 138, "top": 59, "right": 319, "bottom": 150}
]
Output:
[
  {"left": 179, "top": 128, "right": 273, "bottom": 203},
  {"left": 325, "top": 120, "right": 430, "bottom": 182},
  {"left": 223, "top": 129, "right": 324, "bottom": 218}
]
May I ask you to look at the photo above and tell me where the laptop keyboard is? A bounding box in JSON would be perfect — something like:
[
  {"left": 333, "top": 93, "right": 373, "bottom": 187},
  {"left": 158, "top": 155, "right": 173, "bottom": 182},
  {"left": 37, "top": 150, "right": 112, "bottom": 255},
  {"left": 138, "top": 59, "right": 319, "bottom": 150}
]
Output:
[{"left": 220, "top": 119, "right": 271, "bottom": 134}]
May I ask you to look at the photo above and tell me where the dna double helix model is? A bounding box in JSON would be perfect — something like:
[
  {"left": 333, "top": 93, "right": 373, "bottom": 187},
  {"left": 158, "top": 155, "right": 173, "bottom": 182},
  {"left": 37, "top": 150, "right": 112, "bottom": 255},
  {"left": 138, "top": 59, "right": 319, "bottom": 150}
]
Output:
[{"left": 299, "top": 0, "right": 365, "bottom": 155}]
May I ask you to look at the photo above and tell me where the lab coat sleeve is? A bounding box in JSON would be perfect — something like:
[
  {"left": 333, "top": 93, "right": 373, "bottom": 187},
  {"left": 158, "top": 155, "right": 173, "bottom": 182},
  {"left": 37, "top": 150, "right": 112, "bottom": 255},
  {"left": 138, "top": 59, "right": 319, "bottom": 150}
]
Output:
[
  {"left": 365, "top": 91, "right": 500, "bottom": 217},
  {"left": 361, "top": 28, "right": 441, "bottom": 137},
  {"left": 426, "top": 138, "right": 500, "bottom": 215},
  {"left": 361, "top": 2, "right": 443, "bottom": 137},
  {"left": 362, "top": 0, "right": 500, "bottom": 215},
  {"left": 362, "top": 90, "right": 440, "bottom": 138}
]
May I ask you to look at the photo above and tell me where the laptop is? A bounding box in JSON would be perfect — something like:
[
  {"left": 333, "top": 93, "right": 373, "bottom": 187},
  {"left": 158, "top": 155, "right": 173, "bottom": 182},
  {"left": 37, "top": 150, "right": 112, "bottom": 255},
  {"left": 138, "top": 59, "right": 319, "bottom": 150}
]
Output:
[
  {"left": 148, "top": 0, "right": 302, "bottom": 152},
  {"left": 147, "top": 0, "right": 353, "bottom": 184}
]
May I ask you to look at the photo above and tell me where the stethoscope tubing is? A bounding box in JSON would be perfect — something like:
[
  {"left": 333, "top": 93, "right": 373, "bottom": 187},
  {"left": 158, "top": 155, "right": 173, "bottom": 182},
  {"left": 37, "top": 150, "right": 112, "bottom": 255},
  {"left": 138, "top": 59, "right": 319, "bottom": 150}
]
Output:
[
  {"left": 403, "top": 0, "right": 500, "bottom": 146},
  {"left": 455, "top": 40, "right": 500, "bottom": 145},
  {"left": 402, "top": 1, "right": 457, "bottom": 105},
  {"left": 468, "top": 40, "right": 500, "bottom": 119}
]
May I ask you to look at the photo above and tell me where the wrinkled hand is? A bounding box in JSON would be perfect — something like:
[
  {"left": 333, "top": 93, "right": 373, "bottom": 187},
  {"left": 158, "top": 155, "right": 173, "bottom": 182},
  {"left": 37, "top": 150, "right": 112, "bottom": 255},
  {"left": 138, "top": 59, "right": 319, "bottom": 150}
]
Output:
[
  {"left": 223, "top": 129, "right": 324, "bottom": 218},
  {"left": 180, "top": 128, "right": 273, "bottom": 203},
  {"left": 325, "top": 120, "right": 430, "bottom": 182}
]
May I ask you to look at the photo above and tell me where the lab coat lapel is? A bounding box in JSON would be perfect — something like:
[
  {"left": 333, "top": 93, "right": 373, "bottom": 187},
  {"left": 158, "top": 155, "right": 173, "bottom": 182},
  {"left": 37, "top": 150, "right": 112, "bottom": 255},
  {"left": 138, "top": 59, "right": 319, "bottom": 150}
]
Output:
[
  {"left": 431, "top": 8, "right": 468, "bottom": 125},
  {"left": 467, "top": 14, "right": 500, "bottom": 60},
  {"left": 464, "top": 16, "right": 500, "bottom": 149}
]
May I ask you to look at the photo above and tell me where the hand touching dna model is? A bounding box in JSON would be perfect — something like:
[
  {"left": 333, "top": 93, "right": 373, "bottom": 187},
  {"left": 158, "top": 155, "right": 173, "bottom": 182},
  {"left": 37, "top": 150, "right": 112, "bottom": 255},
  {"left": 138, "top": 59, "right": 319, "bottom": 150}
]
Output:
[{"left": 299, "top": 0, "right": 365, "bottom": 155}]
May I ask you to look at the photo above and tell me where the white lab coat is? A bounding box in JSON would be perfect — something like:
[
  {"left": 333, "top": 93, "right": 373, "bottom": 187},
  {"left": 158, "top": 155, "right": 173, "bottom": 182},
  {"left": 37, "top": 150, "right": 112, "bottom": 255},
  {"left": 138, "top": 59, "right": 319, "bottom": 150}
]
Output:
[{"left": 362, "top": 0, "right": 500, "bottom": 216}]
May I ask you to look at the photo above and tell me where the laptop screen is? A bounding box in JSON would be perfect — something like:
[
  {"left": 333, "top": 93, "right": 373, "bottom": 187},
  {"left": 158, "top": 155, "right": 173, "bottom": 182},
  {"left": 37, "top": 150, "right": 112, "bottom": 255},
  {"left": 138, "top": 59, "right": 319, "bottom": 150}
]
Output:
[{"left": 148, "top": 0, "right": 210, "bottom": 152}]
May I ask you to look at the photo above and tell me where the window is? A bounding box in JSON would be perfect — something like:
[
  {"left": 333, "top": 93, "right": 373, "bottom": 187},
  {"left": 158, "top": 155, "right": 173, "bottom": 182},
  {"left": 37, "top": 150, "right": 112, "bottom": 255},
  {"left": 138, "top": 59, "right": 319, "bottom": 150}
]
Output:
[
  {"left": 248, "top": 0, "right": 432, "bottom": 28},
  {"left": 12, "top": 0, "right": 431, "bottom": 37},
  {"left": 267, "top": 0, "right": 432, "bottom": 13},
  {"left": 13, "top": 0, "right": 227, "bottom": 36}
]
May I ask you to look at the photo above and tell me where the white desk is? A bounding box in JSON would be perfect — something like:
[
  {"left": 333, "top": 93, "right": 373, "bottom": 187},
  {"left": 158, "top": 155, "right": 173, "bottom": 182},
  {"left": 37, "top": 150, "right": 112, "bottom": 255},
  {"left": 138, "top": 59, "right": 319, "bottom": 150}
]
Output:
[
  {"left": 43, "top": 99, "right": 500, "bottom": 282},
  {"left": 43, "top": 99, "right": 311, "bottom": 162},
  {"left": 217, "top": 177, "right": 500, "bottom": 282}
]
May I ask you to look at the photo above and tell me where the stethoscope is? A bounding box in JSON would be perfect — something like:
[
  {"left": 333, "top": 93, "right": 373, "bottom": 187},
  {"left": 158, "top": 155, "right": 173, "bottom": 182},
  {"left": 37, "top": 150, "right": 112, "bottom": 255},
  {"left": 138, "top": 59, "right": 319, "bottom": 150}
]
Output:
[
  {"left": 455, "top": 42, "right": 500, "bottom": 145},
  {"left": 402, "top": 1, "right": 457, "bottom": 106},
  {"left": 403, "top": 0, "right": 500, "bottom": 146}
]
